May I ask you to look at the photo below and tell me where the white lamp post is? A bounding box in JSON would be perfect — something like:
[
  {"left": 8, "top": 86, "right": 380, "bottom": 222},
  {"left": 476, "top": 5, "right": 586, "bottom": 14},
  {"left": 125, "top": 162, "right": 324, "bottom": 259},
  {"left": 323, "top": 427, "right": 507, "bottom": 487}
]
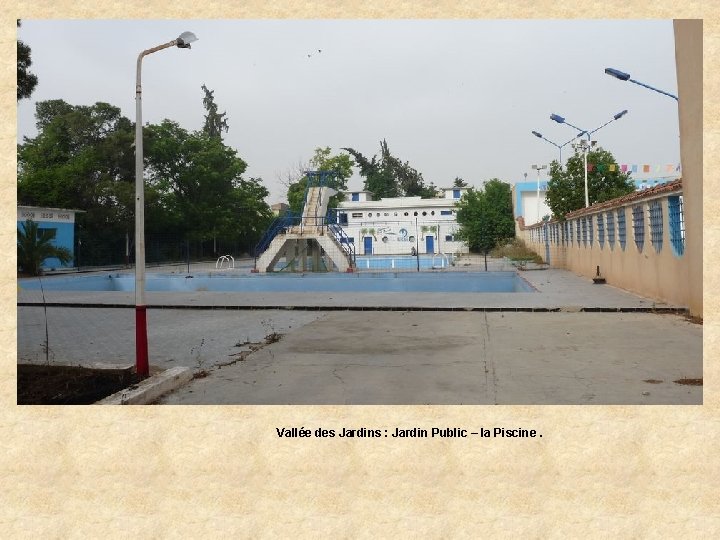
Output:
[
  {"left": 531, "top": 164, "right": 547, "bottom": 224},
  {"left": 135, "top": 31, "right": 197, "bottom": 377},
  {"left": 572, "top": 139, "right": 597, "bottom": 208}
]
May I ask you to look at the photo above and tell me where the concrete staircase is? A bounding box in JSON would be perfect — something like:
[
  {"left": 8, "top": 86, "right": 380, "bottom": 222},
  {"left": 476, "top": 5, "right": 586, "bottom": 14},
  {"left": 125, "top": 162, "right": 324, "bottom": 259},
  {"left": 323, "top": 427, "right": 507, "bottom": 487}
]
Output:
[{"left": 255, "top": 186, "right": 354, "bottom": 273}]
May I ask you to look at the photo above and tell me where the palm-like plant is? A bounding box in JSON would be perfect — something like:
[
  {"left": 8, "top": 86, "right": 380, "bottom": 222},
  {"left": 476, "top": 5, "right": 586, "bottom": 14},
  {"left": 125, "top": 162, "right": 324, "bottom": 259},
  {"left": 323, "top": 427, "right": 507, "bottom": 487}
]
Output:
[{"left": 17, "top": 220, "right": 72, "bottom": 276}]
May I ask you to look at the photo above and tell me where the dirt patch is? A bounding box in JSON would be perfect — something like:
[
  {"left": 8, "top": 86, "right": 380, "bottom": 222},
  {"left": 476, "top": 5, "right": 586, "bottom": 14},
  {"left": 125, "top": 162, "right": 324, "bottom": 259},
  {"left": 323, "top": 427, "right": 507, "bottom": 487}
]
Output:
[
  {"left": 674, "top": 378, "right": 703, "bottom": 386},
  {"left": 643, "top": 379, "right": 663, "bottom": 384},
  {"left": 18, "top": 364, "right": 140, "bottom": 405}
]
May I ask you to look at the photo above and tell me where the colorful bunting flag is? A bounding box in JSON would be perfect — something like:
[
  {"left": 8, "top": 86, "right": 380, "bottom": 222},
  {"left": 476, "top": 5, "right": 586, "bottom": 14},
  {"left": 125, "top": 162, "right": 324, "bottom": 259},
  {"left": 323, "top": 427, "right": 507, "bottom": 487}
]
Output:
[{"left": 584, "top": 163, "right": 681, "bottom": 175}]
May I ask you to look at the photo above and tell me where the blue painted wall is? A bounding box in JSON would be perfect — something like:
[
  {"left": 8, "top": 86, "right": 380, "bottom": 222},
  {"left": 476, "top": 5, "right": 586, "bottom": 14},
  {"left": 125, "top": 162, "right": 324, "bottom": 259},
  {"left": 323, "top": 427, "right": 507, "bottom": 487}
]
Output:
[{"left": 17, "top": 217, "right": 75, "bottom": 269}]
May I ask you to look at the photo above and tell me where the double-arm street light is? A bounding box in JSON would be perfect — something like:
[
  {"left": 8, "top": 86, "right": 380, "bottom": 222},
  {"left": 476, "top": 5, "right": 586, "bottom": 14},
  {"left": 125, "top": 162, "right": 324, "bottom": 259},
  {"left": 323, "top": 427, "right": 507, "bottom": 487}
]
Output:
[
  {"left": 135, "top": 31, "right": 197, "bottom": 377},
  {"left": 531, "top": 131, "right": 576, "bottom": 166},
  {"left": 550, "top": 109, "right": 628, "bottom": 207},
  {"left": 604, "top": 68, "right": 679, "bottom": 101}
]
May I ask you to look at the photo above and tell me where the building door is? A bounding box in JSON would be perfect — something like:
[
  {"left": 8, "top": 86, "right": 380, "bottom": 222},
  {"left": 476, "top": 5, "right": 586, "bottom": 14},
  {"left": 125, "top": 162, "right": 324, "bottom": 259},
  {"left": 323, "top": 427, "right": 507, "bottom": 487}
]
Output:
[
  {"left": 363, "top": 236, "right": 373, "bottom": 255},
  {"left": 425, "top": 235, "right": 434, "bottom": 254}
]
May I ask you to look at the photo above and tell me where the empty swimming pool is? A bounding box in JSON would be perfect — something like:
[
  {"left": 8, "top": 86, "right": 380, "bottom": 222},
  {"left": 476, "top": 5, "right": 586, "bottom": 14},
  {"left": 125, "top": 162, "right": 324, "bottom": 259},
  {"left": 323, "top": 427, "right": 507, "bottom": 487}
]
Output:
[{"left": 20, "top": 271, "right": 536, "bottom": 293}]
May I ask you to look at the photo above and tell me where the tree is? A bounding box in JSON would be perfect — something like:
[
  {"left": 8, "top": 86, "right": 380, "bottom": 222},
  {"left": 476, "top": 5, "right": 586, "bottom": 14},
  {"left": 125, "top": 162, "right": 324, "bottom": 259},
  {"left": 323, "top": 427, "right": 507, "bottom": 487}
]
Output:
[
  {"left": 545, "top": 147, "right": 636, "bottom": 218},
  {"left": 285, "top": 147, "right": 355, "bottom": 213},
  {"left": 17, "top": 20, "right": 38, "bottom": 101},
  {"left": 144, "top": 119, "right": 271, "bottom": 248},
  {"left": 342, "top": 139, "right": 436, "bottom": 199},
  {"left": 453, "top": 177, "right": 468, "bottom": 187},
  {"left": 455, "top": 179, "right": 515, "bottom": 270},
  {"left": 201, "top": 84, "right": 229, "bottom": 140},
  {"left": 17, "top": 220, "right": 72, "bottom": 276},
  {"left": 18, "top": 100, "right": 137, "bottom": 264}
]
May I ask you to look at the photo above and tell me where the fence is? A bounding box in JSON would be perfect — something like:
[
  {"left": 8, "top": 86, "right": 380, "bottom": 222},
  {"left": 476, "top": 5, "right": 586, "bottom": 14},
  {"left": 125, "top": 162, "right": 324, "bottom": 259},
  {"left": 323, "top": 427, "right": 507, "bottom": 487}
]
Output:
[{"left": 68, "top": 230, "right": 259, "bottom": 273}]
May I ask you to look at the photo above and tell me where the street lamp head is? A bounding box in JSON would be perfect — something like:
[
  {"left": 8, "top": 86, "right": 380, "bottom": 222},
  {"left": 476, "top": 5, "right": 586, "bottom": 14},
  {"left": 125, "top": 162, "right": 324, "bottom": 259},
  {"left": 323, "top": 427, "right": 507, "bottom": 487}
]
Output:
[
  {"left": 531, "top": 130, "right": 543, "bottom": 138},
  {"left": 176, "top": 31, "right": 198, "bottom": 49},
  {"left": 613, "top": 109, "right": 628, "bottom": 120},
  {"left": 605, "top": 67, "right": 631, "bottom": 81},
  {"left": 550, "top": 113, "right": 565, "bottom": 124}
]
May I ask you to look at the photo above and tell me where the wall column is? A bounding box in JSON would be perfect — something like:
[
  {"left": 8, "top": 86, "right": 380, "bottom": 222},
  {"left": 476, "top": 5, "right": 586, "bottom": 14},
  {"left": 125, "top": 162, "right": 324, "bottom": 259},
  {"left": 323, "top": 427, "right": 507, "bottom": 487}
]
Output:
[{"left": 674, "top": 20, "right": 703, "bottom": 317}]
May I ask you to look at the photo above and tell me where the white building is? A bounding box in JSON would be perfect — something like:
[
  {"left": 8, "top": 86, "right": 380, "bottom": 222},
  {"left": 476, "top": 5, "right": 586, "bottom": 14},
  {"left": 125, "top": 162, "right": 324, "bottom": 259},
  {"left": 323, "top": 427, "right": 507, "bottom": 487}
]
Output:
[{"left": 335, "top": 187, "right": 470, "bottom": 256}]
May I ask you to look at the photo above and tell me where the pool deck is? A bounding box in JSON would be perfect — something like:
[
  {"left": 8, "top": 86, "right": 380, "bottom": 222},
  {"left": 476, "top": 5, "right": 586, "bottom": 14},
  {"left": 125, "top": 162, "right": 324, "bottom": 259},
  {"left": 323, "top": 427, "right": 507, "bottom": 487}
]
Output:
[{"left": 16, "top": 261, "right": 701, "bottom": 405}]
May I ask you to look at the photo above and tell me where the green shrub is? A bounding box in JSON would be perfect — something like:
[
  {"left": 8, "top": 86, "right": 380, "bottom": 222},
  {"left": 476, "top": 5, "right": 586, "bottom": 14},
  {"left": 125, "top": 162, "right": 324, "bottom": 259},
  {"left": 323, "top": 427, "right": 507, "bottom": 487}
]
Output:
[{"left": 490, "top": 238, "right": 542, "bottom": 263}]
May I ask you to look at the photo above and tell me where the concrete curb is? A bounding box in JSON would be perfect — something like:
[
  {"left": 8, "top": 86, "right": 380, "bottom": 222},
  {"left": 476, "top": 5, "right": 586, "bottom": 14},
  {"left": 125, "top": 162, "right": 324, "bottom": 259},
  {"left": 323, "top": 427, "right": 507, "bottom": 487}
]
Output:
[{"left": 96, "top": 366, "right": 193, "bottom": 405}]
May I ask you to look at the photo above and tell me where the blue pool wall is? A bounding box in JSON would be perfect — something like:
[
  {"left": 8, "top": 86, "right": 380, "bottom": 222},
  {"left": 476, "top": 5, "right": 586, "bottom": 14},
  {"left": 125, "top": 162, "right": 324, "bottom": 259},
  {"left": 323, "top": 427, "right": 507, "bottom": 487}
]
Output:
[{"left": 19, "top": 271, "right": 536, "bottom": 294}]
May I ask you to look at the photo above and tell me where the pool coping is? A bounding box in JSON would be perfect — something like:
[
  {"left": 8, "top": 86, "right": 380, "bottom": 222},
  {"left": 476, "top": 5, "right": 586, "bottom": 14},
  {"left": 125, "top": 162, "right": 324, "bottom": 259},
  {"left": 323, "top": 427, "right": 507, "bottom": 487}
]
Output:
[{"left": 16, "top": 301, "right": 687, "bottom": 314}]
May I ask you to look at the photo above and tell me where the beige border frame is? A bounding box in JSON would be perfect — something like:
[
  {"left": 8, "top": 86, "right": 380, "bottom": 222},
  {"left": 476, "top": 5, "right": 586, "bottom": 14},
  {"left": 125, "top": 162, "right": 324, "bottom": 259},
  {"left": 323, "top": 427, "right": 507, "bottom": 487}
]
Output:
[{"left": 5, "top": 5, "right": 718, "bottom": 536}]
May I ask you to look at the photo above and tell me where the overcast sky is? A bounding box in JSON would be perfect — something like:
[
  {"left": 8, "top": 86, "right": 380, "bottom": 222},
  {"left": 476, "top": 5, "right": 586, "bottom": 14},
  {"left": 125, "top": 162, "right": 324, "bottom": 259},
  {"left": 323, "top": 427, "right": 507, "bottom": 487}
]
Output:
[{"left": 17, "top": 19, "right": 681, "bottom": 204}]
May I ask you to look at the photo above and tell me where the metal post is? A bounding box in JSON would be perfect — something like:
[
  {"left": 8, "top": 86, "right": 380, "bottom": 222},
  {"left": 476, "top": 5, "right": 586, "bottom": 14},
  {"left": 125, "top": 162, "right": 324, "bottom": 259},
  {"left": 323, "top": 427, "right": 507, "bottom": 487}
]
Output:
[
  {"left": 415, "top": 217, "right": 420, "bottom": 272},
  {"left": 135, "top": 51, "right": 149, "bottom": 377},
  {"left": 583, "top": 143, "right": 589, "bottom": 208},
  {"left": 133, "top": 35, "right": 192, "bottom": 378}
]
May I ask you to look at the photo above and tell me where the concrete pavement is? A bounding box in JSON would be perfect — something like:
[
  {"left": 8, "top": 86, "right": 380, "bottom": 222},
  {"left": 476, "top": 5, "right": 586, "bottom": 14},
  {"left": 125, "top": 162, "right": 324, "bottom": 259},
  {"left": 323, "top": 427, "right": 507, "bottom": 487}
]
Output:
[
  {"left": 156, "top": 311, "right": 702, "bottom": 405},
  {"left": 16, "top": 263, "right": 702, "bottom": 404}
]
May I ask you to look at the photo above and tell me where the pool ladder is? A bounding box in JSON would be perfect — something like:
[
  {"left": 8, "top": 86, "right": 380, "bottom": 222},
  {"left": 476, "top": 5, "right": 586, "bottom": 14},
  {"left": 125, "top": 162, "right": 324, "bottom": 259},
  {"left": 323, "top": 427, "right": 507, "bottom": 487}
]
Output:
[
  {"left": 432, "top": 253, "right": 450, "bottom": 269},
  {"left": 216, "top": 255, "right": 235, "bottom": 269}
]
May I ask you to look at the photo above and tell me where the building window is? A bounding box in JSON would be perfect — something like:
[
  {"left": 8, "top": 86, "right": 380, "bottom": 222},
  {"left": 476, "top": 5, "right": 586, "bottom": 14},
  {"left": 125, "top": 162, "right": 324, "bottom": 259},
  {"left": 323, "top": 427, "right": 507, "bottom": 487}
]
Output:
[
  {"left": 606, "top": 211, "right": 615, "bottom": 250},
  {"left": 588, "top": 217, "right": 593, "bottom": 247},
  {"left": 36, "top": 227, "right": 58, "bottom": 241},
  {"left": 617, "top": 208, "right": 627, "bottom": 251},
  {"left": 339, "top": 213, "right": 348, "bottom": 225},
  {"left": 394, "top": 212, "right": 398, "bottom": 216},
  {"left": 351, "top": 193, "right": 359, "bottom": 202},
  {"left": 440, "top": 210, "right": 452, "bottom": 216},
  {"left": 382, "top": 236, "right": 389, "bottom": 243},
  {"left": 384, "top": 212, "right": 389, "bottom": 216},
  {"left": 581, "top": 218, "right": 587, "bottom": 247},
  {"left": 453, "top": 189, "right": 460, "bottom": 199},
  {"left": 367, "top": 213, "right": 373, "bottom": 217},
  {"left": 632, "top": 204, "right": 645, "bottom": 252},
  {"left": 649, "top": 200, "right": 663, "bottom": 253},
  {"left": 408, "top": 235, "right": 415, "bottom": 242},
  {"left": 351, "top": 212, "right": 363, "bottom": 218},
  {"left": 431, "top": 211, "right": 435, "bottom": 216},
  {"left": 422, "top": 211, "right": 427, "bottom": 216},
  {"left": 404, "top": 212, "right": 409, "bottom": 216},
  {"left": 413, "top": 211, "right": 418, "bottom": 216},
  {"left": 668, "top": 195, "right": 685, "bottom": 256},
  {"left": 445, "top": 235, "right": 453, "bottom": 241},
  {"left": 597, "top": 214, "right": 605, "bottom": 249}
]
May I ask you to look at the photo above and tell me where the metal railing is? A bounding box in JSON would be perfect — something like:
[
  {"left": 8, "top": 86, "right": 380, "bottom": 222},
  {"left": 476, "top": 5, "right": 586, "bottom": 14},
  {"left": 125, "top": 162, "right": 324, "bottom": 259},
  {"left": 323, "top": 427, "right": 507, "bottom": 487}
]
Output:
[
  {"left": 327, "top": 222, "right": 356, "bottom": 268},
  {"left": 253, "top": 212, "right": 300, "bottom": 257}
]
